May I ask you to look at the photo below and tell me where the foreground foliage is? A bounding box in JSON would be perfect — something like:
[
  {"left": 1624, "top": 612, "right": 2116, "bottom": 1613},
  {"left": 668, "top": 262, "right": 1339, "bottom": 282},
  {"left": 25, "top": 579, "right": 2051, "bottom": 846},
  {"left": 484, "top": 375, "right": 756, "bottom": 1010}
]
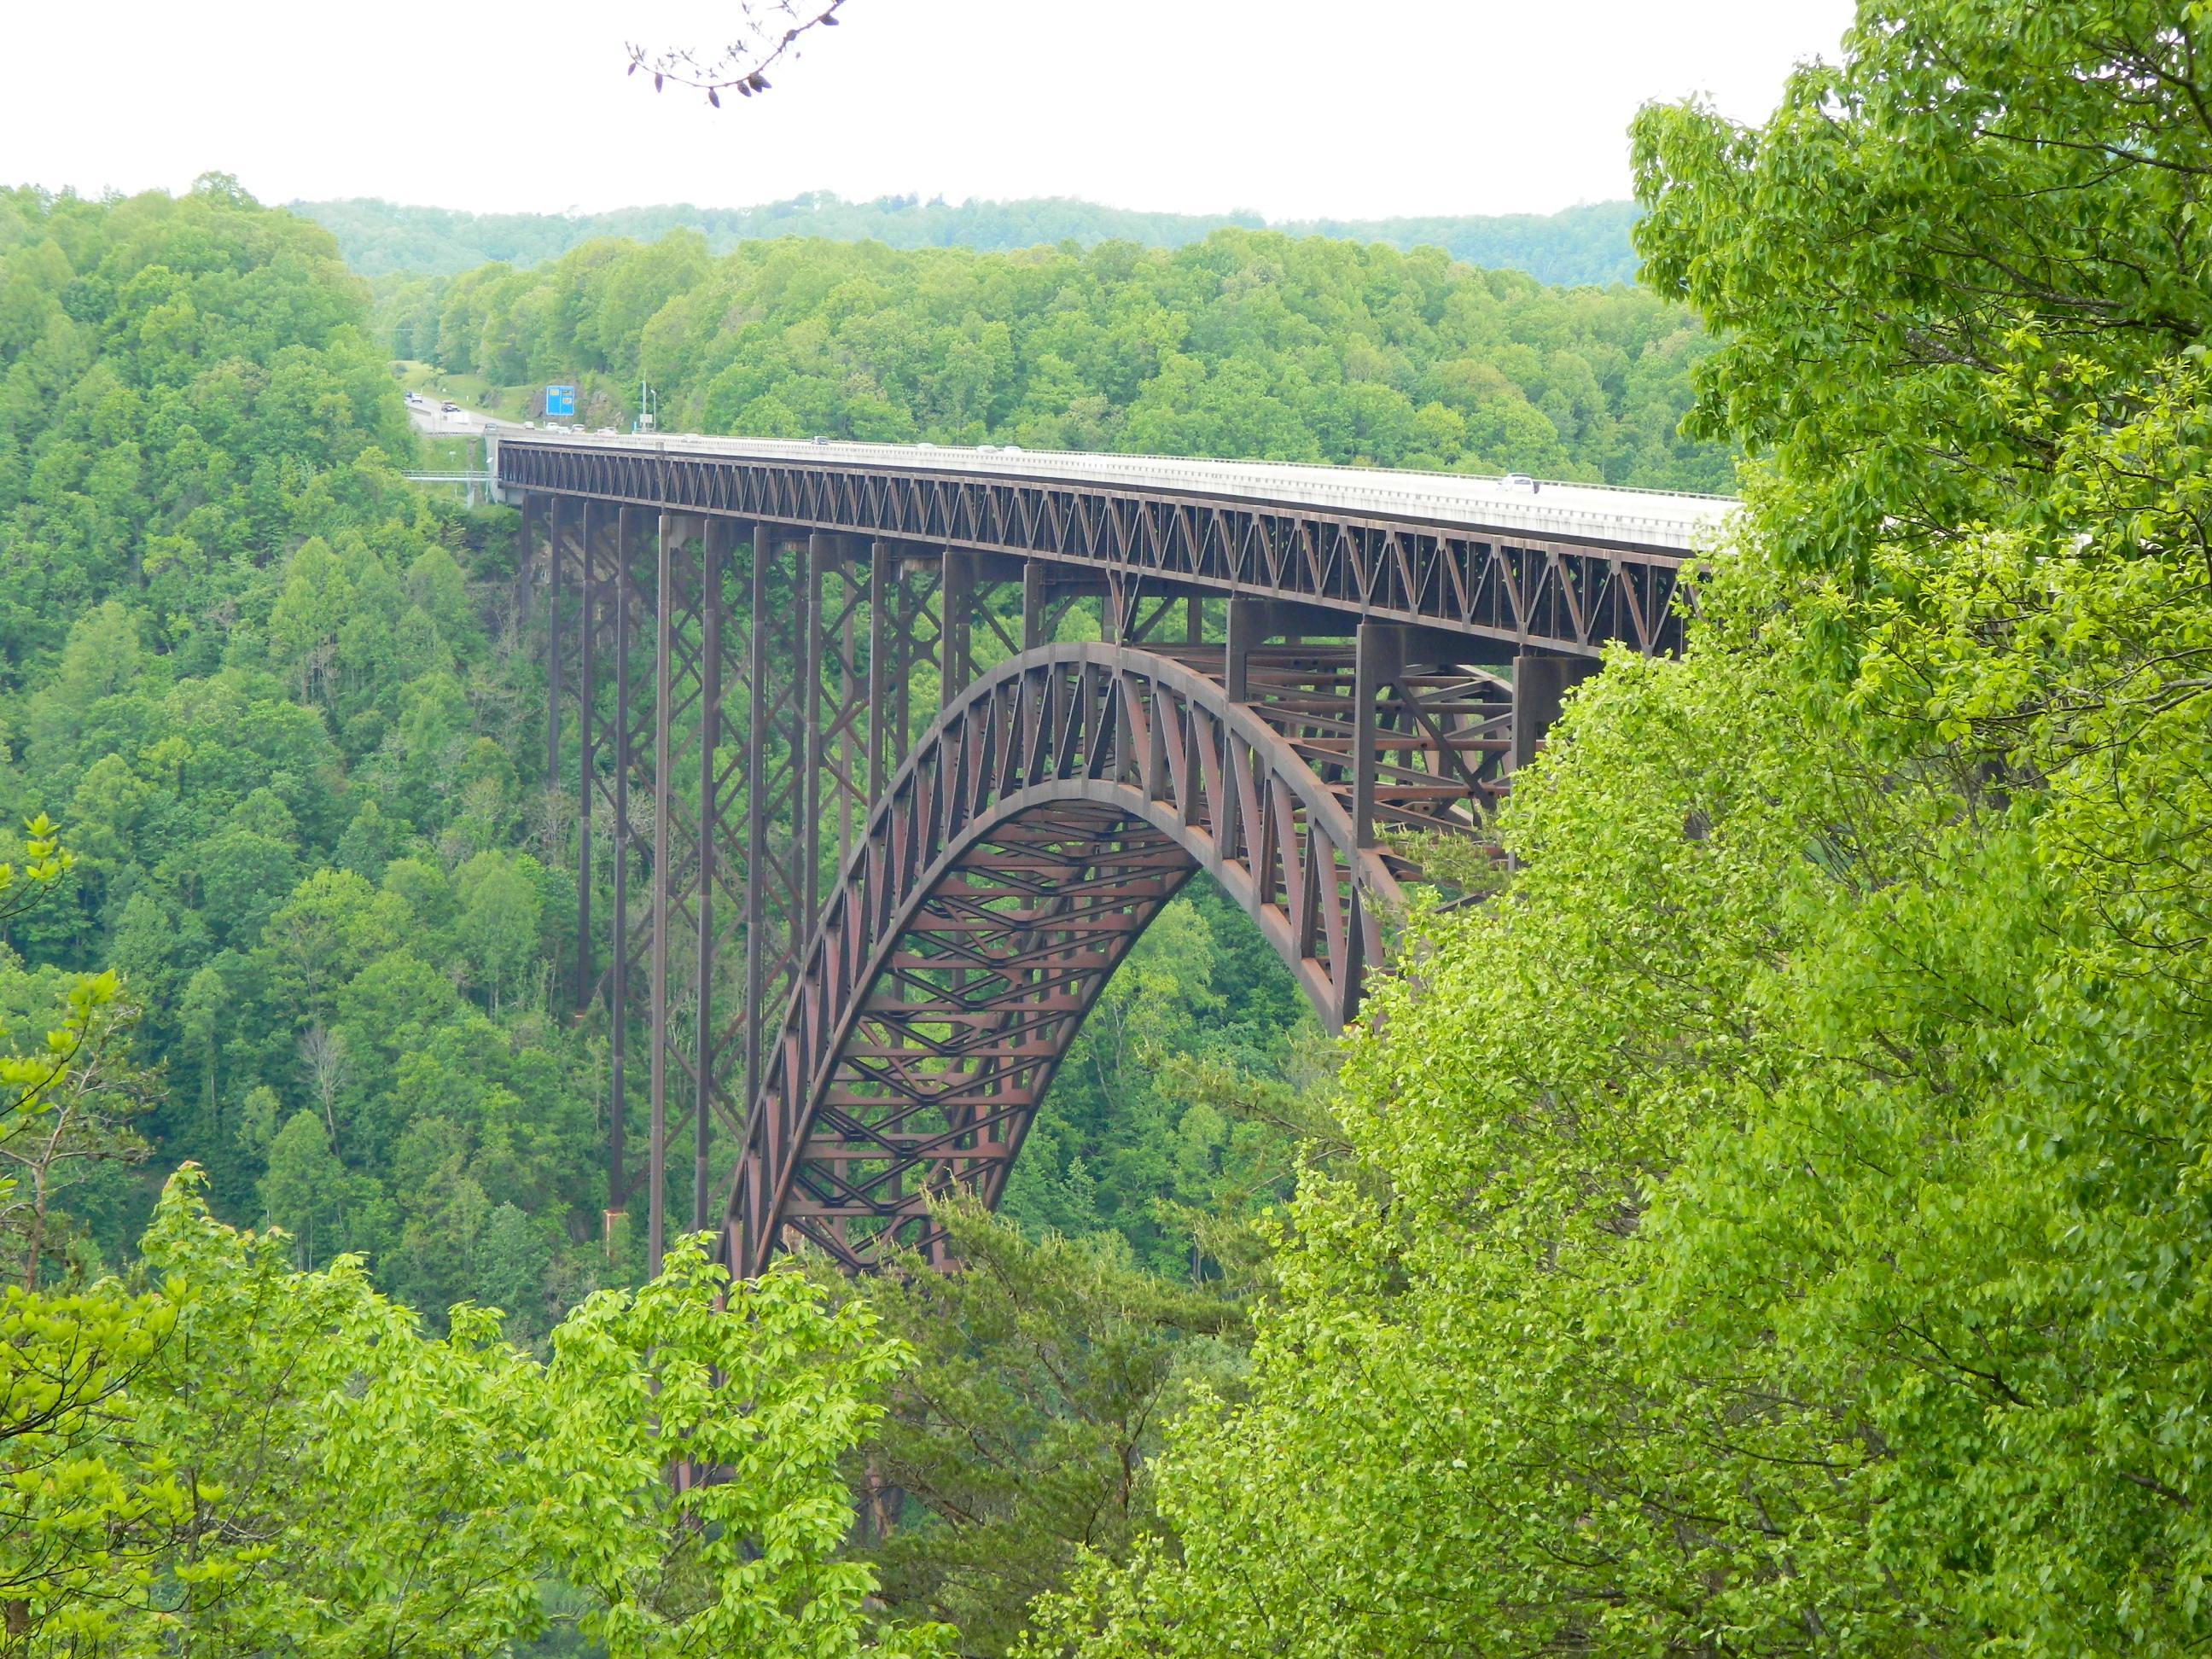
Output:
[
  {"left": 1028, "top": 2, "right": 2212, "bottom": 1650},
  {"left": 1, "top": 1170, "right": 942, "bottom": 1656}
]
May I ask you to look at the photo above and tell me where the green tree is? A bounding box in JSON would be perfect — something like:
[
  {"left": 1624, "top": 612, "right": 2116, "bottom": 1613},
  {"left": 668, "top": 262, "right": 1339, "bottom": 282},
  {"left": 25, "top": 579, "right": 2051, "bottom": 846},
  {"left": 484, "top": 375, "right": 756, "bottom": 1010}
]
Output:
[
  {"left": 3, "top": 1170, "right": 949, "bottom": 1656},
  {"left": 473, "top": 1199, "right": 554, "bottom": 1342},
  {"left": 376, "top": 224, "right": 1732, "bottom": 490},
  {"left": 839, "top": 1203, "right": 1245, "bottom": 1656},
  {"left": 311, "top": 194, "right": 1649, "bottom": 288},
  {"left": 0, "top": 972, "right": 148, "bottom": 1287},
  {"left": 1032, "top": 3, "right": 2212, "bottom": 1652},
  {"left": 453, "top": 850, "right": 544, "bottom": 1013},
  {"left": 258, "top": 1109, "right": 351, "bottom": 1268}
]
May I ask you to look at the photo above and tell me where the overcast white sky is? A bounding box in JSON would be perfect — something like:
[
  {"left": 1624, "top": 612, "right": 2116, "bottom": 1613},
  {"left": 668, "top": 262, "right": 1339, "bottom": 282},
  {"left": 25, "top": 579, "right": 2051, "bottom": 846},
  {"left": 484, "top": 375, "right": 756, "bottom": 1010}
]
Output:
[{"left": 3, "top": 1, "right": 1858, "bottom": 221}]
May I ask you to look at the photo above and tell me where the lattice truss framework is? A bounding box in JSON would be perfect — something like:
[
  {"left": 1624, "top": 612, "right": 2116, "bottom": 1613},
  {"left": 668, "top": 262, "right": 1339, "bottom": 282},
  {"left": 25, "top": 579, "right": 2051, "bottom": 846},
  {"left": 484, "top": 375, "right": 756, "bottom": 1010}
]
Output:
[
  {"left": 524, "top": 498, "right": 1592, "bottom": 1275},
  {"left": 502, "top": 442, "right": 1691, "bottom": 658}
]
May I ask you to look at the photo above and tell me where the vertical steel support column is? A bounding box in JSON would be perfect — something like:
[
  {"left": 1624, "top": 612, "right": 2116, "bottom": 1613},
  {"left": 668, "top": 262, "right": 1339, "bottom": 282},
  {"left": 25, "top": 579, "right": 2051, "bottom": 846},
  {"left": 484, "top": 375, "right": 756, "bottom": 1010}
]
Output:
[
  {"left": 648, "top": 513, "right": 675, "bottom": 1274},
  {"left": 1220, "top": 596, "right": 1276, "bottom": 895},
  {"left": 826, "top": 537, "right": 870, "bottom": 881},
  {"left": 1510, "top": 654, "right": 1598, "bottom": 772},
  {"left": 694, "top": 521, "right": 728, "bottom": 1235},
  {"left": 609, "top": 507, "right": 636, "bottom": 1220},
  {"left": 744, "top": 524, "right": 772, "bottom": 1119},
  {"left": 889, "top": 553, "right": 917, "bottom": 771},
  {"left": 1225, "top": 596, "right": 1269, "bottom": 704},
  {"left": 1022, "top": 561, "right": 1049, "bottom": 651},
  {"left": 545, "top": 496, "right": 564, "bottom": 791},
  {"left": 804, "top": 533, "right": 830, "bottom": 925},
  {"left": 514, "top": 492, "right": 536, "bottom": 642},
  {"left": 868, "top": 540, "right": 893, "bottom": 802},
  {"left": 943, "top": 550, "right": 975, "bottom": 700},
  {"left": 1353, "top": 622, "right": 1400, "bottom": 851},
  {"left": 575, "top": 503, "right": 597, "bottom": 1016}
]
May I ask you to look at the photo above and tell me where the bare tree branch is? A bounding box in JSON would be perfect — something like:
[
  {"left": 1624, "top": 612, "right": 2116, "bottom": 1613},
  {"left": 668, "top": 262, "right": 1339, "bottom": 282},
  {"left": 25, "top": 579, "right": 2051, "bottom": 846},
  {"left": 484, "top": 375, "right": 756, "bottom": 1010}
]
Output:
[{"left": 627, "top": 0, "right": 847, "bottom": 106}]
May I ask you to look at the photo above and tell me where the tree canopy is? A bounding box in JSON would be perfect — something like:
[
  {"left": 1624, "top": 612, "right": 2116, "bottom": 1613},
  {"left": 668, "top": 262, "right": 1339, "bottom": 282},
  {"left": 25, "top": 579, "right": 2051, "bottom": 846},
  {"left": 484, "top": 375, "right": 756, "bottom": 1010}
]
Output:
[
  {"left": 302, "top": 193, "right": 1644, "bottom": 287},
  {"left": 382, "top": 227, "right": 1732, "bottom": 489},
  {"left": 0, "top": 1171, "right": 942, "bottom": 1656}
]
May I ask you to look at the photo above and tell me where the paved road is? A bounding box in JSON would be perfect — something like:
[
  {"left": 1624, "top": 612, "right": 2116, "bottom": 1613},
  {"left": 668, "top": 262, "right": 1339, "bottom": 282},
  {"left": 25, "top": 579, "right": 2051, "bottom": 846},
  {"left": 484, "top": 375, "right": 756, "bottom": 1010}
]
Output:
[{"left": 406, "top": 395, "right": 491, "bottom": 437}]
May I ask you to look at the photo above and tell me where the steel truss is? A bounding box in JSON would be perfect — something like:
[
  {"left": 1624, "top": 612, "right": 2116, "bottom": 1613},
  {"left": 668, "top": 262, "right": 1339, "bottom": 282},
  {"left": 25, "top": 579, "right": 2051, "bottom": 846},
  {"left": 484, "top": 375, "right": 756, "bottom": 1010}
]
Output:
[
  {"left": 727, "top": 639, "right": 1521, "bottom": 1273},
  {"left": 519, "top": 491, "right": 1604, "bottom": 1278},
  {"left": 498, "top": 444, "right": 1687, "bottom": 660}
]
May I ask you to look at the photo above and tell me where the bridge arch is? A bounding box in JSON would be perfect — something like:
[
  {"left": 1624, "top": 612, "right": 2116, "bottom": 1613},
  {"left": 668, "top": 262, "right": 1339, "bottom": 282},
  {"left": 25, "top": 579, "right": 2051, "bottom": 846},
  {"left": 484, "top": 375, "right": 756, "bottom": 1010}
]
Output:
[
  {"left": 508, "top": 470, "right": 1637, "bottom": 1275},
  {"left": 725, "top": 642, "right": 1415, "bottom": 1274}
]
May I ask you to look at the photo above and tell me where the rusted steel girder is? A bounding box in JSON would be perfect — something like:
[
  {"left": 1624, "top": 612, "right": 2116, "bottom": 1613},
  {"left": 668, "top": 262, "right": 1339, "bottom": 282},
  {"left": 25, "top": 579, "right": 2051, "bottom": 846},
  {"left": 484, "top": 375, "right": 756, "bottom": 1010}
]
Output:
[
  {"left": 496, "top": 445, "right": 1687, "bottom": 659},
  {"left": 724, "top": 640, "right": 1509, "bottom": 1275},
  {"left": 520, "top": 484, "right": 1602, "bottom": 1282}
]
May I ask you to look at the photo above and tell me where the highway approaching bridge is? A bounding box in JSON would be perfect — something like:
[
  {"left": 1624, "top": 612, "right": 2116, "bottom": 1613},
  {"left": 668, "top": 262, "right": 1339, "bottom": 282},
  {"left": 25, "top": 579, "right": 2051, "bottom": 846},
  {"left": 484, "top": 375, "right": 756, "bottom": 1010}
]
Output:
[{"left": 489, "top": 428, "right": 1734, "bottom": 1277}]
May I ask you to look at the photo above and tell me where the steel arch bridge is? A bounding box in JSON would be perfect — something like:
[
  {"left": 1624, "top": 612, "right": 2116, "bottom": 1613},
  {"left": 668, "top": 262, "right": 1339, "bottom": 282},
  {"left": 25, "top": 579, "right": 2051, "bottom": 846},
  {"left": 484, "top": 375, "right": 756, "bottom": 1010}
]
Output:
[{"left": 494, "top": 431, "right": 1728, "bottom": 1276}]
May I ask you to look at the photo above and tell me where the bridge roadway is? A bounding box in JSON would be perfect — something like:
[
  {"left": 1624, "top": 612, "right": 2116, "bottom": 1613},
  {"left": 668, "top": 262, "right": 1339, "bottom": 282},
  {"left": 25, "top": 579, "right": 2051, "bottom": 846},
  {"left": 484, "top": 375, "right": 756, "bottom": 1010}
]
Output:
[{"left": 494, "top": 429, "right": 1732, "bottom": 1275}]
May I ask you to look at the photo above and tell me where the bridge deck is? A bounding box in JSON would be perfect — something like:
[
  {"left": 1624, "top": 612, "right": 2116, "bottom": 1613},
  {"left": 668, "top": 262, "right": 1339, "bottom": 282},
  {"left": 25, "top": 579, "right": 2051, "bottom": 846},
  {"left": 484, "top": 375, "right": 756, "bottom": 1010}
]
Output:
[{"left": 488, "top": 428, "right": 1735, "bottom": 554}]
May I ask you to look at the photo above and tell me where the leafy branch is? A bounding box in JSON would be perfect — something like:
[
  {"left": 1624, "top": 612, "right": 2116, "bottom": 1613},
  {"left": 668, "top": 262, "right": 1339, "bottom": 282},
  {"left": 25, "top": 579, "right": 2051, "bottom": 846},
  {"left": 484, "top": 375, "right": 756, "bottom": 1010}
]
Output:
[{"left": 0, "top": 816, "right": 70, "bottom": 934}]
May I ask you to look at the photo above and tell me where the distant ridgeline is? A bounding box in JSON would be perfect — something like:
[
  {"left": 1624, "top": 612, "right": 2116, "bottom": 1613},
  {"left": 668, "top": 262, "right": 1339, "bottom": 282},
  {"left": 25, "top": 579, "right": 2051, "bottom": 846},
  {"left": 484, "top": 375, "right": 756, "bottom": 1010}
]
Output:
[
  {"left": 375, "top": 229, "right": 1730, "bottom": 491},
  {"left": 292, "top": 192, "right": 1644, "bottom": 288}
]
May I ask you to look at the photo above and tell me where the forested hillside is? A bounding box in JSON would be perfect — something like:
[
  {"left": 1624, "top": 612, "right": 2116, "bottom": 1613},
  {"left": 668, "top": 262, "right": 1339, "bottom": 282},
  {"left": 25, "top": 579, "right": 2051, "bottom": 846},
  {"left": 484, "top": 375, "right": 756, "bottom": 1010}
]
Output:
[
  {"left": 0, "top": 176, "right": 958, "bottom": 1653},
  {"left": 301, "top": 192, "right": 1643, "bottom": 287},
  {"left": 8, "top": 0, "right": 2204, "bottom": 1647},
  {"left": 0, "top": 178, "right": 1312, "bottom": 1319},
  {"left": 0, "top": 175, "right": 621, "bottom": 1318},
  {"left": 383, "top": 229, "right": 1729, "bottom": 489}
]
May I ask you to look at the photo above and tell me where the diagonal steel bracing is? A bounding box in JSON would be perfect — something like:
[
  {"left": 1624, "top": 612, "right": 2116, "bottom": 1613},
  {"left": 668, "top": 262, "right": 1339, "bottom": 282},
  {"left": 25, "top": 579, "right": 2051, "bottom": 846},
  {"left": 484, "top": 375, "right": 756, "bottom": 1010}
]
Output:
[{"left": 517, "top": 488, "right": 1604, "bottom": 1280}]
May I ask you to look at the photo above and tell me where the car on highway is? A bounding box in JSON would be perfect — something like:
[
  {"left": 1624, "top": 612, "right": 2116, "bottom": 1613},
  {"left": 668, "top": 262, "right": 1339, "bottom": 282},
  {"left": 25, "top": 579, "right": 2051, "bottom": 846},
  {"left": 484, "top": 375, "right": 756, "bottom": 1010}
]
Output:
[
  {"left": 440, "top": 401, "right": 459, "bottom": 413},
  {"left": 1499, "top": 473, "right": 1541, "bottom": 493}
]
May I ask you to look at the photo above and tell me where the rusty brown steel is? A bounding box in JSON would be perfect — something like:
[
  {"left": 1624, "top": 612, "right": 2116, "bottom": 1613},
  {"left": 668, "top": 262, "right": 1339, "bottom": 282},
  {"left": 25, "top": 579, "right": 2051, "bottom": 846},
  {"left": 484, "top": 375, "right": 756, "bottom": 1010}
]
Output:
[
  {"left": 515, "top": 448, "right": 1657, "bottom": 1281},
  {"left": 721, "top": 641, "right": 1484, "bottom": 1275},
  {"left": 495, "top": 445, "right": 1686, "bottom": 659}
]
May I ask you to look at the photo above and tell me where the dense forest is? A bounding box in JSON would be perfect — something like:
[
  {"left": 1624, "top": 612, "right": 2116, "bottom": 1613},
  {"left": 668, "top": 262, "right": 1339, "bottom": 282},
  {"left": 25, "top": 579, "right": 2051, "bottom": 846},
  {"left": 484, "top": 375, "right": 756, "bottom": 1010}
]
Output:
[
  {"left": 301, "top": 192, "right": 1643, "bottom": 287},
  {"left": 379, "top": 228, "right": 1730, "bottom": 490},
  {"left": 0, "top": 179, "right": 1311, "bottom": 1305},
  {"left": 0, "top": 176, "right": 608, "bottom": 1317},
  {"left": 3, "top": 0, "right": 2210, "bottom": 1650},
  {"left": 0, "top": 171, "right": 1308, "bottom": 1648},
  {"left": 0, "top": 176, "right": 952, "bottom": 1652}
]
